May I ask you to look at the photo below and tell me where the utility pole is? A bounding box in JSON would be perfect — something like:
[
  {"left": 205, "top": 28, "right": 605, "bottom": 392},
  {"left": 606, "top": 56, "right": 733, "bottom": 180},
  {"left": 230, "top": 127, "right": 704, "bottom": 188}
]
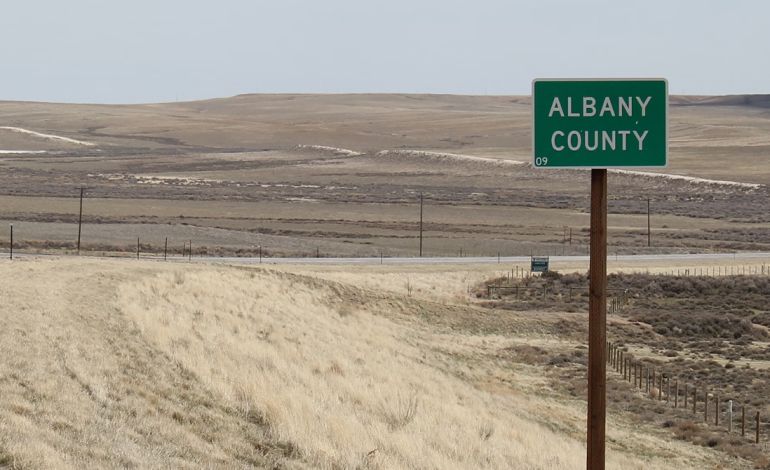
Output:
[
  {"left": 419, "top": 192, "right": 424, "bottom": 257},
  {"left": 647, "top": 198, "right": 651, "bottom": 247},
  {"left": 10, "top": 223, "right": 13, "bottom": 260},
  {"left": 77, "top": 186, "right": 84, "bottom": 255}
]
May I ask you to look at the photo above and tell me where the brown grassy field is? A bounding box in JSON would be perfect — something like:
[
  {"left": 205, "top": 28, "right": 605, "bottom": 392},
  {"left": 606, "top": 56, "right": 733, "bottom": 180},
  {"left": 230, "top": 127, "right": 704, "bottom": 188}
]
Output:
[
  {"left": 1, "top": 94, "right": 770, "bottom": 467},
  {"left": 1, "top": 94, "right": 770, "bottom": 257},
  {"left": 0, "top": 257, "right": 754, "bottom": 469}
]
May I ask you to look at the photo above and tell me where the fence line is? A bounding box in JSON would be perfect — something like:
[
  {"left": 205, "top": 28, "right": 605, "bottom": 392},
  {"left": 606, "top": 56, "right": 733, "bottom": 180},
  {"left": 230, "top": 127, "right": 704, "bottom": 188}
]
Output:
[{"left": 607, "top": 341, "right": 765, "bottom": 444}]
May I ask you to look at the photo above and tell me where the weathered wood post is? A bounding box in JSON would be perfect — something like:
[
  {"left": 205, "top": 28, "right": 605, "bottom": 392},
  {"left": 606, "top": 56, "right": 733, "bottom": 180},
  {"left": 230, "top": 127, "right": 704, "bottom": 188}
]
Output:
[
  {"left": 757, "top": 411, "right": 761, "bottom": 444},
  {"left": 742, "top": 406, "right": 746, "bottom": 437},
  {"left": 587, "top": 168, "right": 608, "bottom": 470},
  {"left": 658, "top": 374, "right": 663, "bottom": 401},
  {"left": 674, "top": 381, "right": 678, "bottom": 408},
  {"left": 693, "top": 387, "right": 697, "bottom": 415},
  {"left": 715, "top": 396, "right": 720, "bottom": 426},
  {"left": 77, "top": 186, "right": 84, "bottom": 255}
]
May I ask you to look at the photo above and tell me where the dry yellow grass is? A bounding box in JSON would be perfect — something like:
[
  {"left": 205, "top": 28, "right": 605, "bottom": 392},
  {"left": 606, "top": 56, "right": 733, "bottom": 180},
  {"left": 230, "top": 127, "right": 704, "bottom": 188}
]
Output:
[{"left": 0, "top": 256, "right": 742, "bottom": 469}]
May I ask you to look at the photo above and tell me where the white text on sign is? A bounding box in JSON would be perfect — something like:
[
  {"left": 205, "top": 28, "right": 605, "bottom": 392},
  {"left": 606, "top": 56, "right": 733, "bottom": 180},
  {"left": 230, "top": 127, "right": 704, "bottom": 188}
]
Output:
[{"left": 548, "top": 96, "right": 652, "bottom": 152}]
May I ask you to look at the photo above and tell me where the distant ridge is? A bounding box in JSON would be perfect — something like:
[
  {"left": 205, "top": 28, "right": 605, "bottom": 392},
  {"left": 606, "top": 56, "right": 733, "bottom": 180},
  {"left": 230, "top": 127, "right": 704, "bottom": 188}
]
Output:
[{"left": 670, "top": 94, "right": 770, "bottom": 108}]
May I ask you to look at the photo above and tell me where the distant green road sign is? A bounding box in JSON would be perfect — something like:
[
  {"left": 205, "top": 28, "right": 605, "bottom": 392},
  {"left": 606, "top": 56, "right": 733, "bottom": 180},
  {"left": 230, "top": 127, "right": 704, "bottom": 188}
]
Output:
[
  {"left": 531, "top": 256, "right": 549, "bottom": 273},
  {"left": 533, "top": 79, "right": 668, "bottom": 168}
]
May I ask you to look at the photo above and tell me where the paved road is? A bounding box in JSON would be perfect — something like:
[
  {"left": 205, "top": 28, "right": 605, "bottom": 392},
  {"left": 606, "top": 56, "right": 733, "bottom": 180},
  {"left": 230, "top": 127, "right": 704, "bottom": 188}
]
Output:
[
  {"left": 192, "top": 252, "right": 770, "bottom": 266},
  {"left": 5, "top": 251, "right": 770, "bottom": 266}
]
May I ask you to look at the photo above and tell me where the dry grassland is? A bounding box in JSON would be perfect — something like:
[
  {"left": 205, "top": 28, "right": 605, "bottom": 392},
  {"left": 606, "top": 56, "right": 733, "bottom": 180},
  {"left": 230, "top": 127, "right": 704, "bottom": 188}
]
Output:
[
  {"left": 2, "top": 94, "right": 770, "bottom": 257},
  {"left": 0, "top": 257, "right": 745, "bottom": 469}
]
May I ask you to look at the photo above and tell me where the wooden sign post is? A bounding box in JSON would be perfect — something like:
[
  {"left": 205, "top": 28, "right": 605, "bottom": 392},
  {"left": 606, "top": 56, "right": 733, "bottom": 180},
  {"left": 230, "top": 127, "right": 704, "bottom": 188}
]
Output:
[{"left": 588, "top": 168, "right": 607, "bottom": 468}]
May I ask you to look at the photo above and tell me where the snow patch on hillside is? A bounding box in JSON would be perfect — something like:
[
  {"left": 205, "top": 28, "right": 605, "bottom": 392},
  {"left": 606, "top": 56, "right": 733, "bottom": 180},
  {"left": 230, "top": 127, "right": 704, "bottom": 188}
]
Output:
[
  {"left": 297, "top": 145, "right": 362, "bottom": 156},
  {"left": 612, "top": 169, "right": 762, "bottom": 189},
  {"left": 378, "top": 150, "right": 525, "bottom": 166},
  {"left": 0, "top": 126, "right": 95, "bottom": 146}
]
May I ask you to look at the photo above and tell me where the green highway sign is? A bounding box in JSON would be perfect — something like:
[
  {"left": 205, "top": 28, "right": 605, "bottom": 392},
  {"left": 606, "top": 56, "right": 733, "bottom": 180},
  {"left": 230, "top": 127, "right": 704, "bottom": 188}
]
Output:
[
  {"left": 531, "top": 256, "right": 549, "bottom": 273},
  {"left": 532, "top": 79, "right": 668, "bottom": 168}
]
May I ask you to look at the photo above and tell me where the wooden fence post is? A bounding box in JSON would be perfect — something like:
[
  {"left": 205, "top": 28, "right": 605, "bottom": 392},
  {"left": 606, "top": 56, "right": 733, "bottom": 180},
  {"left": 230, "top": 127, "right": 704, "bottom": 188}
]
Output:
[
  {"left": 652, "top": 370, "right": 655, "bottom": 393},
  {"left": 715, "top": 396, "right": 720, "bottom": 426},
  {"left": 757, "top": 411, "right": 761, "bottom": 444},
  {"left": 637, "top": 364, "right": 641, "bottom": 388},
  {"left": 693, "top": 387, "right": 697, "bottom": 415},
  {"left": 674, "top": 381, "right": 679, "bottom": 408},
  {"left": 684, "top": 384, "right": 688, "bottom": 408},
  {"left": 705, "top": 392, "right": 709, "bottom": 423},
  {"left": 644, "top": 366, "right": 650, "bottom": 393},
  {"left": 658, "top": 374, "right": 663, "bottom": 401},
  {"left": 742, "top": 407, "right": 746, "bottom": 437}
]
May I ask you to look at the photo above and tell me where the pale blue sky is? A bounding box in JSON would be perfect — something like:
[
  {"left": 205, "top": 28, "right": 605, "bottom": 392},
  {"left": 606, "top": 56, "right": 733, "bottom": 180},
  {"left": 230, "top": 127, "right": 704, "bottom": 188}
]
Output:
[{"left": 1, "top": 0, "right": 767, "bottom": 104}]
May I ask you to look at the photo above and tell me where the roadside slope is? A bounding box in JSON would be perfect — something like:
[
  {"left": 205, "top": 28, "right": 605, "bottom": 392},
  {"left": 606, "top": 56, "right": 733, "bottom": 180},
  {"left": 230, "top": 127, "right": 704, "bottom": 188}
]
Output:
[
  {"left": 0, "top": 258, "right": 303, "bottom": 469},
  {"left": 0, "top": 258, "right": 733, "bottom": 469}
]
